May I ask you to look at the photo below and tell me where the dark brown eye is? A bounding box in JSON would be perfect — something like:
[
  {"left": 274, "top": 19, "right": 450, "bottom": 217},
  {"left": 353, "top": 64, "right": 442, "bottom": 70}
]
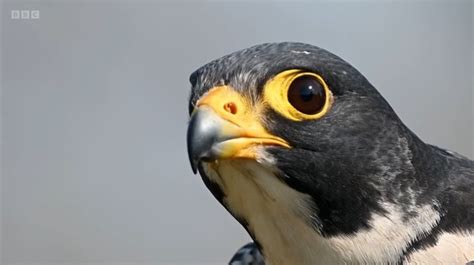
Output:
[{"left": 287, "top": 75, "right": 326, "bottom": 115}]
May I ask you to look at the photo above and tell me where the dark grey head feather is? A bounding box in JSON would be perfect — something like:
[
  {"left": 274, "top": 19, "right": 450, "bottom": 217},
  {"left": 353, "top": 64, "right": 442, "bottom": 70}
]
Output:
[
  {"left": 189, "top": 42, "right": 377, "bottom": 114},
  {"left": 188, "top": 42, "right": 474, "bottom": 256}
]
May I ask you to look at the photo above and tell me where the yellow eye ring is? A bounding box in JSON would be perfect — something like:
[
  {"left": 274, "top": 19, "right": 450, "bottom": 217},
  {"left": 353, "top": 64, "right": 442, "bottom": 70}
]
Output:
[{"left": 263, "top": 69, "right": 333, "bottom": 121}]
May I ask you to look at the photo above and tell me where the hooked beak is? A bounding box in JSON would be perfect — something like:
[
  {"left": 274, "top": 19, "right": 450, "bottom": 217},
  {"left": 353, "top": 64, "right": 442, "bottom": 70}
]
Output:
[{"left": 186, "top": 86, "right": 290, "bottom": 174}]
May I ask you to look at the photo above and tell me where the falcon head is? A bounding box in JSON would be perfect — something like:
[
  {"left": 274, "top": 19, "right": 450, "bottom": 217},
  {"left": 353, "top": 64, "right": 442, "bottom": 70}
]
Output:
[{"left": 186, "top": 42, "right": 446, "bottom": 264}]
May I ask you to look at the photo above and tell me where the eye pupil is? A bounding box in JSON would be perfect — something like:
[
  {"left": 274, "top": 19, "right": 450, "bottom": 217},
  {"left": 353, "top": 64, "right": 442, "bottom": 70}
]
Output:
[
  {"left": 299, "top": 85, "right": 315, "bottom": 102},
  {"left": 287, "top": 75, "right": 326, "bottom": 115}
]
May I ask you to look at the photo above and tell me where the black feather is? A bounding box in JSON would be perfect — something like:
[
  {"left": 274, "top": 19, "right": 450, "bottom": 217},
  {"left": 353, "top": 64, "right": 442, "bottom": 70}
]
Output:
[{"left": 188, "top": 42, "right": 474, "bottom": 260}]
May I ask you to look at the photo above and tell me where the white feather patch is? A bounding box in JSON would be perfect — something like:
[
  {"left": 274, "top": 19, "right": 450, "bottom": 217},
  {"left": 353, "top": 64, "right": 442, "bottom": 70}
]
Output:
[
  {"left": 404, "top": 231, "right": 474, "bottom": 264},
  {"left": 202, "top": 159, "right": 340, "bottom": 265},
  {"left": 327, "top": 202, "right": 440, "bottom": 264},
  {"left": 201, "top": 153, "right": 469, "bottom": 265}
]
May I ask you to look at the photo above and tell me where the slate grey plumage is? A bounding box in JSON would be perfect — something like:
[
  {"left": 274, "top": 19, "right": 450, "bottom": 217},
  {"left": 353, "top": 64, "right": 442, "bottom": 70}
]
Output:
[
  {"left": 187, "top": 42, "right": 474, "bottom": 264},
  {"left": 229, "top": 242, "right": 265, "bottom": 265}
]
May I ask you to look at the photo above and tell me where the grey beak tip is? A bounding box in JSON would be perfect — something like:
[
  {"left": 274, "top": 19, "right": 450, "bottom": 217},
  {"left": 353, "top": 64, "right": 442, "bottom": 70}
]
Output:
[
  {"left": 187, "top": 119, "right": 199, "bottom": 174},
  {"left": 190, "top": 158, "right": 198, "bottom": 174},
  {"left": 187, "top": 108, "right": 222, "bottom": 175}
]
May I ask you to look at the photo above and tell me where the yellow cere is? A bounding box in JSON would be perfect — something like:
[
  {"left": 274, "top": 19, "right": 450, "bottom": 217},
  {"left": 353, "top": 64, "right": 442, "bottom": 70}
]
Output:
[{"left": 195, "top": 86, "right": 290, "bottom": 160}]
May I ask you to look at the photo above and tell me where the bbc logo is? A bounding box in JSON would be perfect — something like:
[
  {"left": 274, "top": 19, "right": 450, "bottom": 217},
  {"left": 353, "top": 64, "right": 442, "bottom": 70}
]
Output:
[{"left": 11, "top": 10, "right": 40, "bottom": 19}]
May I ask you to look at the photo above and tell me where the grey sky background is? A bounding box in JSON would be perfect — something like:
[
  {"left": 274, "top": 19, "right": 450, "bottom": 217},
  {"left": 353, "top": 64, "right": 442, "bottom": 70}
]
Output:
[{"left": 1, "top": 1, "right": 473, "bottom": 264}]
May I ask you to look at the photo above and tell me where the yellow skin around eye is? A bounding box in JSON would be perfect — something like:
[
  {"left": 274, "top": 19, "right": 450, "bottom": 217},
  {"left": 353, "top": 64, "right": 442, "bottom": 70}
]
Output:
[{"left": 263, "top": 69, "right": 333, "bottom": 121}]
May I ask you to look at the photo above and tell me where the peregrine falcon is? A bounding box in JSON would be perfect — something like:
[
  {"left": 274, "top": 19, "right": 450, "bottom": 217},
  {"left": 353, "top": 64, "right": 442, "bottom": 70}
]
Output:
[{"left": 186, "top": 42, "right": 474, "bottom": 264}]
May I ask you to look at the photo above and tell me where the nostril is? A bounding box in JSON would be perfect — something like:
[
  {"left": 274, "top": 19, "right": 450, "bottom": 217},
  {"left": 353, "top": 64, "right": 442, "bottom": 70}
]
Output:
[{"left": 223, "top": 102, "right": 237, "bottom": 115}]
